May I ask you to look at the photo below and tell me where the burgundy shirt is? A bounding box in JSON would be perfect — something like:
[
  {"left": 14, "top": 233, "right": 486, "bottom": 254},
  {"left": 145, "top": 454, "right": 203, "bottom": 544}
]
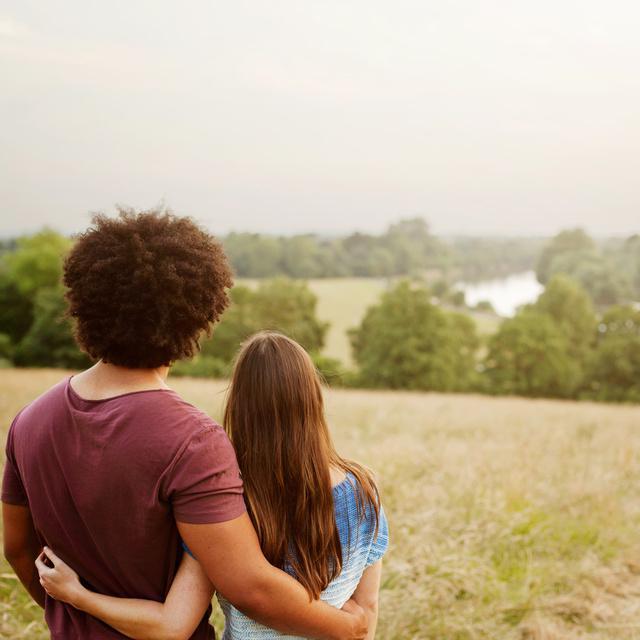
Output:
[{"left": 2, "top": 377, "right": 246, "bottom": 639}]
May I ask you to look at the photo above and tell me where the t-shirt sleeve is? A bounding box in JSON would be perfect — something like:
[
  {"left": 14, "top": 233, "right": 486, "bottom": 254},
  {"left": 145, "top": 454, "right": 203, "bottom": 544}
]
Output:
[
  {"left": 366, "top": 505, "right": 389, "bottom": 567},
  {"left": 163, "top": 423, "right": 246, "bottom": 525},
  {"left": 2, "top": 418, "right": 29, "bottom": 506}
]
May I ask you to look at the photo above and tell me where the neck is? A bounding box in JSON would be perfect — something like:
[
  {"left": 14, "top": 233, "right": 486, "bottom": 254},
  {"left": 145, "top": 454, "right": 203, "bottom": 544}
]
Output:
[{"left": 70, "top": 360, "right": 171, "bottom": 401}]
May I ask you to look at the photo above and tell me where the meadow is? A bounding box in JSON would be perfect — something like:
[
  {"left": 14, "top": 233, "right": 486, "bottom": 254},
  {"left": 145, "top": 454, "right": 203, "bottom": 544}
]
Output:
[
  {"left": 238, "top": 278, "right": 501, "bottom": 365},
  {"left": 1, "top": 369, "right": 640, "bottom": 639}
]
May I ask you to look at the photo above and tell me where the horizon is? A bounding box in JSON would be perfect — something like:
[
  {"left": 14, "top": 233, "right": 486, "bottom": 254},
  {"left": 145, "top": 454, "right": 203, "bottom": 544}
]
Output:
[{"left": 0, "top": 215, "right": 637, "bottom": 243}]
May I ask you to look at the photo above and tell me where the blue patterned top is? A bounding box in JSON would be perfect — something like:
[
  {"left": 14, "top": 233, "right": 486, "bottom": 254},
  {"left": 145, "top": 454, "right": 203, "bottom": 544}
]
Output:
[{"left": 185, "top": 472, "right": 389, "bottom": 640}]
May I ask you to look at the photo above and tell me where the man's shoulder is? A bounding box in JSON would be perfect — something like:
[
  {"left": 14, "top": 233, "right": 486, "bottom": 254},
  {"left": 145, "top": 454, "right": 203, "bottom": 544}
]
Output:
[
  {"left": 12, "top": 377, "right": 69, "bottom": 428},
  {"left": 146, "top": 390, "right": 223, "bottom": 436},
  {"left": 122, "top": 391, "right": 227, "bottom": 462}
]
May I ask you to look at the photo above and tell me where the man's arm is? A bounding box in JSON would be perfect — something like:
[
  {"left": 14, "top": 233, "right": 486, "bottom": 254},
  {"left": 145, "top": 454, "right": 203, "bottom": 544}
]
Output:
[
  {"left": 178, "top": 513, "right": 368, "bottom": 640},
  {"left": 2, "top": 502, "right": 45, "bottom": 608}
]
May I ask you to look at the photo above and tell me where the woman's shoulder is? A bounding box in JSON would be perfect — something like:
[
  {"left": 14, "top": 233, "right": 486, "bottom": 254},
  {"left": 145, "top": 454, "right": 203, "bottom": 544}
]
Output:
[{"left": 332, "top": 467, "right": 382, "bottom": 525}]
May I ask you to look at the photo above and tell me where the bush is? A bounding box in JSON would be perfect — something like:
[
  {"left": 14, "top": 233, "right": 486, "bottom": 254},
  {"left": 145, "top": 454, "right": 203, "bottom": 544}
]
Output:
[
  {"left": 532, "top": 274, "right": 596, "bottom": 363},
  {"left": 536, "top": 229, "right": 631, "bottom": 306},
  {"left": 171, "top": 355, "right": 230, "bottom": 379},
  {"left": 0, "top": 276, "right": 34, "bottom": 345},
  {"left": 585, "top": 305, "right": 640, "bottom": 402},
  {"left": 3, "top": 229, "right": 70, "bottom": 296},
  {"left": 202, "top": 278, "right": 328, "bottom": 365},
  {"left": 13, "top": 287, "right": 90, "bottom": 369},
  {"left": 310, "top": 352, "right": 346, "bottom": 386},
  {"left": 483, "top": 310, "right": 580, "bottom": 398},
  {"left": 349, "top": 281, "right": 479, "bottom": 391}
]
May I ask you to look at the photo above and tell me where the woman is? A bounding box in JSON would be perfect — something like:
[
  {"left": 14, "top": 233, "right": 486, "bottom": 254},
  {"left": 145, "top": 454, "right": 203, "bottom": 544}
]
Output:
[{"left": 36, "top": 332, "right": 389, "bottom": 640}]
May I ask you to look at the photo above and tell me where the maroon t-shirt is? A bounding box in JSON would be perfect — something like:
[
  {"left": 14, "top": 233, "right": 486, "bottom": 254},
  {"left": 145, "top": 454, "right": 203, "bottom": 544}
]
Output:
[{"left": 2, "top": 377, "right": 246, "bottom": 639}]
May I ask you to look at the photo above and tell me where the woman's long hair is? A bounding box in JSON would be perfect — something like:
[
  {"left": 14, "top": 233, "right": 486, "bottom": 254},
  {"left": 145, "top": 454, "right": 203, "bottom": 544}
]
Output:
[{"left": 224, "top": 331, "right": 380, "bottom": 599}]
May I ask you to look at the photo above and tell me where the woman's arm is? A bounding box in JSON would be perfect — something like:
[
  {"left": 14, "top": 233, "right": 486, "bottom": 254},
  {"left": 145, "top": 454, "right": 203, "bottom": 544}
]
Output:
[
  {"left": 350, "top": 561, "right": 382, "bottom": 640},
  {"left": 178, "top": 514, "right": 367, "bottom": 640},
  {"left": 36, "top": 547, "right": 214, "bottom": 640}
]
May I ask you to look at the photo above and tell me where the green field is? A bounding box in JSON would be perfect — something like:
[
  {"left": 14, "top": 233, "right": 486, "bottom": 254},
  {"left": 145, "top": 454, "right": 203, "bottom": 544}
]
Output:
[
  {"left": 2, "top": 369, "right": 640, "bottom": 639},
  {"left": 238, "top": 278, "right": 501, "bottom": 366}
]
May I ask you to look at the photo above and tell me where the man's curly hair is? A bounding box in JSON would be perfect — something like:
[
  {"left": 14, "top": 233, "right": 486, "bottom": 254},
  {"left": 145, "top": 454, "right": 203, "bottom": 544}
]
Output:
[{"left": 64, "top": 207, "right": 233, "bottom": 368}]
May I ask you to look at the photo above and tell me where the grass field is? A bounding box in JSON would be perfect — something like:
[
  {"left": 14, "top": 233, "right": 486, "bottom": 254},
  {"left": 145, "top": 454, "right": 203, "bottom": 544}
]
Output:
[
  {"left": 2, "top": 369, "right": 640, "bottom": 639},
  {"left": 238, "top": 278, "right": 502, "bottom": 366}
]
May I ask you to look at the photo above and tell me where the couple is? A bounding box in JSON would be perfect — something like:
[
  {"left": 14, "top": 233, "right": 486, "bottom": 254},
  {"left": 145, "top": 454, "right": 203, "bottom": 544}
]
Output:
[{"left": 2, "top": 211, "right": 388, "bottom": 640}]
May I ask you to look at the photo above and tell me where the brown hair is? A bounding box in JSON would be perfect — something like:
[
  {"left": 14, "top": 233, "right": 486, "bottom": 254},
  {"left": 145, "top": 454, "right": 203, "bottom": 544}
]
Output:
[
  {"left": 63, "top": 207, "right": 233, "bottom": 368},
  {"left": 224, "top": 331, "right": 380, "bottom": 599}
]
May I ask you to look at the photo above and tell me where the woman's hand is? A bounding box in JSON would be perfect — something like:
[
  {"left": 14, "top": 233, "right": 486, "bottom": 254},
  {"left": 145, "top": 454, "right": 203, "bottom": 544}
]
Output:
[{"left": 35, "top": 547, "right": 86, "bottom": 608}]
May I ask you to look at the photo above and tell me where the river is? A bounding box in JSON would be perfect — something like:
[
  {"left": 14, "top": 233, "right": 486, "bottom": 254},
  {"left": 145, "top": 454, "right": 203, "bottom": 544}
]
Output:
[{"left": 457, "top": 270, "right": 543, "bottom": 317}]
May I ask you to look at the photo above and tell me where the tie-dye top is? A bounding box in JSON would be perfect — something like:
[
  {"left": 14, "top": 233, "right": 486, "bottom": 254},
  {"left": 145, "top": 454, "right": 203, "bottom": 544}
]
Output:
[{"left": 197, "top": 472, "right": 389, "bottom": 640}]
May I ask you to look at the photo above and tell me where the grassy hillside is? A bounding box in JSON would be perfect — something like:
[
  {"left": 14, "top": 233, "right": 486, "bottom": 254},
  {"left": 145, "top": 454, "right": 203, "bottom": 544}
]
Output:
[
  {"left": 238, "top": 278, "right": 501, "bottom": 365},
  {"left": 2, "top": 370, "right": 640, "bottom": 639}
]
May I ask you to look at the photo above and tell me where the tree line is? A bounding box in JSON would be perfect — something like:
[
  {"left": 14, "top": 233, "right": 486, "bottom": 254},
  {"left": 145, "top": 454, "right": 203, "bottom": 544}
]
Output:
[
  {"left": 0, "top": 224, "right": 638, "bottom": 403},
  {"left": 223, "top": 218, "right": 543, "bottom": 282}
]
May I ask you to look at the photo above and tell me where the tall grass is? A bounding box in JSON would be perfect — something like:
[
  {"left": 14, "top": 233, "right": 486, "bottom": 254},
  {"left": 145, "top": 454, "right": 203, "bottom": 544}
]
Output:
[{"left": 1, "top": 370, "right": 639, "bottom": 639}]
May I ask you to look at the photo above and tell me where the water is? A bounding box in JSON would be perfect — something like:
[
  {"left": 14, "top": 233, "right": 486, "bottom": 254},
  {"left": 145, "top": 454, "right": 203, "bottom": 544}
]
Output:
[{"left": 457, "top": 270, "right": 543, "bottom": 317}]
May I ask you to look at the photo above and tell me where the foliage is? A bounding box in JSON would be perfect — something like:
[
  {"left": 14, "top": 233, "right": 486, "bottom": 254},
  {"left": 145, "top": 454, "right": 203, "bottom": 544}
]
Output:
[
  {"left": 536, "top": 229, "right": 595, "bottom": 284},
  {"left": 13, "top": 287, "right": 91, "bottom": 369},
  {"left": 536, "top": 229, "right": 631, "bottom": 306},
  {"left": 0, "top": 275, "right": 33, "bottom": 344},
  {"left": 202, "top": 278, "right": 329, "bottom": 366},
  {"left": 609, "top": 234, "right": 640, "bottom": 300},
  {"left": 448, "top": 236, "right": 545, "bottom": 282},
  {"left": 474, "top": 300, "right": 495, "bottom": 313},
  {"left": 531, "top": 274, "right": 596, "bottom": 362},
  {"left": 548, "top": 250, "right": 630, "bottom": 307},
  {"left": 0, "top": 333, "right": 13, "bottom": 362},
  {"left": 223, "top": 218, "right": 450, "bottom": 279},
  {"left": 483, "top": 309, "right": 580, "bottom": 398},
  {"left": 222, "top": 222, "right": 546, "bottom": 282},
  {"left": 0, "top": 229, "right": 89, "bottom": 368},
  {"left": 310, "top": 352, "right": 345, "bottom": 386},
  {"left": 349, "top": 281, "right": 479, "bottom": 391},
  {"left": 2, "top": 229, "right": 71, "bottom": 296},
  {"left": 586, "top": 305, "right": 640, "bottom": 402},
  {"left": 171, "top": 355, "right": 230, "bottom": 379}
]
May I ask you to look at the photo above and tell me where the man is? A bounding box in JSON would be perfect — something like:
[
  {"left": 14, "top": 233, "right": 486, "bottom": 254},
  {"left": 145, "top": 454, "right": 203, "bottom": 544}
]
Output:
[{"left": 2, "top": 209, "right": 367, "bottom": 639}]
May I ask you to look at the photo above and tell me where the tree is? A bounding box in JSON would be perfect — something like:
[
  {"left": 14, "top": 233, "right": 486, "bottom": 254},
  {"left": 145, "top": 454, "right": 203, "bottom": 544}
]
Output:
[
  {"left": 532, "top": 274, "right": 596, "bottom": 363},
  {"left": 383, "top": 218, "right": 448, "bottom": 275},
  {"left": 586, "top": 305, "right": 640, "bottom": 402},
  {"left": 548, "top": 251, "right": 630, "bottom": 307},
  {"left": 535, "top": 228, "right": 631, "bottom": 307},
  {"left": 536, "top": 229, "right": 595, "bottom": 285},
  {"left": 202, "top": 285, "right": 257, "bottom": 363},
  {"left": 0, "top": 275, "right": 33, "bottom": 344},
  {"left": 3, "top": 229, "right": 71, "bottom": 296},
  {"left": 13, "top": 287, "right": 90, "bottom": 369},
  {"left": 201, "top": 279, "right": 328, "bottom": 365},
  {"left": 250, "top": 279, "right": 328, "bottom": 350},
  {"left": 280, "top": 236, "right": 323, "bottom": 278},
  {"left": 483, "top": 309, "right": 580, "bottom": 398},
  {"left": 349, "top": 281, "right": 479, "bottom": 391},
  {"left": 222, "top": 233, "right": 282, "bottom": 277},
  {"left": 612, "top": 235, "right": 640, "bottom": 301}
]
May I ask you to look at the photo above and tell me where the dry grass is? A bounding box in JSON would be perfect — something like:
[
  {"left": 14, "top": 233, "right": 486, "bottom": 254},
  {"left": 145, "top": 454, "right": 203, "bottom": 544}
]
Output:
[{"left": 1, "top": 369, "right": 640, "bottom": 639}]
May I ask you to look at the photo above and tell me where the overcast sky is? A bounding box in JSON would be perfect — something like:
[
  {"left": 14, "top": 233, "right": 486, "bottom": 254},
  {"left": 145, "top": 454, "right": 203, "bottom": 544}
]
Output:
[{"left": 1, "top": 1, "right": 638, "bottom": 238}]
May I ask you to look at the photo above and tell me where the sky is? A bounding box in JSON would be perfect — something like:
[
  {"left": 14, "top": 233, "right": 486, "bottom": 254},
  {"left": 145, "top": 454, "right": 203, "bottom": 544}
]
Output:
[{"left": 1, "top": 1, "right": 639, "bottom": 238}]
